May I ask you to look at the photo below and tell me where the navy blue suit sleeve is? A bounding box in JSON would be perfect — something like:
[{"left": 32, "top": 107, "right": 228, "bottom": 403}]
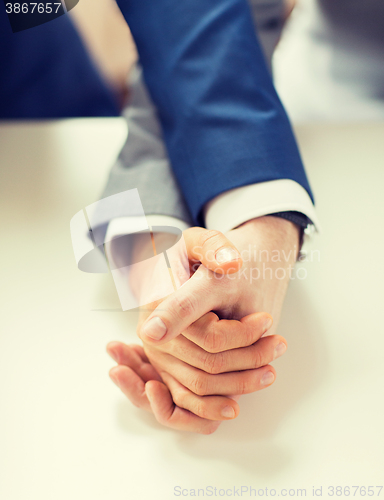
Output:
[
  {"left": 0, "top": 9, "right": 119, "bottom": 119},
  {"left": 115, "top": 0, "right": 314, "bottom": 225}
]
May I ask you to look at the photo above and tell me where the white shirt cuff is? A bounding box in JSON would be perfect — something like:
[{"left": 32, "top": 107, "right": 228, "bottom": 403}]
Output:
[
  {"left": 105, "top": 179, "right": 320, "bottom": 269},
  {"left": 106, "top": 215, "right": 191, "bottom": 243},
  {"left": 204, "top": 179, "right": 321, "bottom": 233}
]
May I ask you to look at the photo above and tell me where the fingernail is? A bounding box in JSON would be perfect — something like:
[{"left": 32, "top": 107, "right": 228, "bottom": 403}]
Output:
[
  {"left": 142, "top": 317, "right": 167, "bottom": 341},
  {"left": 145, "top": 382, "right": 154, "bottom": 403},
  {"left": 263, "top": 317, "right": 273, "bottom": 332},
  {"left": 274, "top": 342, "right": 287, "bottom": 360},
  {"left": 221, "top": 406, "right": 235, "bottom": 419},
  {"left": 261, "top": 371, "right": 275, "bottom": 386},
  {"left": 215, "top": 247, "right": 240, "bottom": 264}
]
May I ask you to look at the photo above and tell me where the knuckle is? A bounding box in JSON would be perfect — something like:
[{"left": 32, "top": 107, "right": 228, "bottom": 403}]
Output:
[
  {"left": 199, "top": 230, "right": 223, "bottom": 247},
  {"left": 203, "top": 352, "right": 225, "bottom": 374},
  {"left": 203, "top": 330, "right": 224, "bottom": 353},
  {"left": 173, "top": 388, "right": 209, "bottom": 419},
  {"left": 172, "top": 386, "right": 188, "bottom": 408},
  {"left": 190, "top": 374, "right": 209, "bottom": 396},
  {"left": 244, "top": 327, "right": 257, "bottom": 347},
  {"left": 236, "top": 375, "right": 251, "bottom": 395},
  {"left": 252, "top": 347, "right": 264, "bottom": 368},
  {"left": 168, "top": 293, "right": 196, "bottom": 320},
  {"left": 193, "top": 400, "right": 208, "bottom": 419}
]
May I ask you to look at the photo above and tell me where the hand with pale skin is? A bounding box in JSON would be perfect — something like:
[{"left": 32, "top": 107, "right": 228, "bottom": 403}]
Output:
[
  {"left": 107, "top": 310, "right": 281, "bottom": 434},
  {"left": 107, "top": 216, "right": 300, "bottom": 434}
]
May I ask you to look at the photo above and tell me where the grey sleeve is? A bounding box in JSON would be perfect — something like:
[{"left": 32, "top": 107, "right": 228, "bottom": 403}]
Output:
[
  {"left": 98, "top": 65, "right": 194, "bottom": 226},
  {"left": 99, "top": 0, "right": 285, "bottom": 223}
]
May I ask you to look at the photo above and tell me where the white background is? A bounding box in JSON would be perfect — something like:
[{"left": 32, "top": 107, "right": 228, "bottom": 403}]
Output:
[{"left": 1, "top": 118, "right": 383, "bottom": 499}]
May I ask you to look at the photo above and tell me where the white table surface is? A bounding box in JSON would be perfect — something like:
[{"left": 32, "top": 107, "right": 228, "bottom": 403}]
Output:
[{"left": 1, "top": 119, "right": 383, "bottom": 500}]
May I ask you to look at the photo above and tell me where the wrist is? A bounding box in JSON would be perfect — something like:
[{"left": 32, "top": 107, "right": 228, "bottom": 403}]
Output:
[
  {"left": 223, "top": 216, "right": 300, "bottom": 328},
  {"left": 234, "top": 215, "right": 301, "bottom": 261}
]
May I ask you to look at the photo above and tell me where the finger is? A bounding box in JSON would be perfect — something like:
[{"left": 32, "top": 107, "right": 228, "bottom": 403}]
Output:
[
  {"left": 129, "top": 344, "right": 150, "bottom": 363},
  {"left": 130, "top": 344, "right": 150, "bottom": 363},
  {"left": 151, "top": 353, "right": 277, "bottom": 396},
  {"left": 107, "top": 342, "right": 162, "bottom": 382},
  {"left": 145, "top": 381, "right": 222, "bottom": 435},
  {"left": 183, "top": 311, "right": 274, "bottom": 353},
  {"left": 161, "top": 372, "right": 239, "bottom": 421},
  {"left": 109, "top": 365, "right": 152, "bottom": 411},
  {"left": 137, "top": 299, "right": 164, "bottom": 333},
  {"left": 183, "top": 227, "right": 242, "bottom": 274},
  {"left": 138, "top": 266, "right": 220, "bottom": 344},
  {"left": 161, "top": 333, "right": 287, "bottom": 374},
  {"left": 109, "top": 364, "right": 222, "bottom": 434}
]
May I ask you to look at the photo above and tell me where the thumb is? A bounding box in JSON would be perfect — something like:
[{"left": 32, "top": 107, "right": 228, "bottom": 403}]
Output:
[{"left": 183, "top": 227, "right": 242, "bottom": 275}]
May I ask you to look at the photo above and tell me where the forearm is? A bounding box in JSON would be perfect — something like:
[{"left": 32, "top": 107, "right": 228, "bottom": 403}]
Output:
[{"left": 115, "top": 0, "right": 313, "bottom": 225}]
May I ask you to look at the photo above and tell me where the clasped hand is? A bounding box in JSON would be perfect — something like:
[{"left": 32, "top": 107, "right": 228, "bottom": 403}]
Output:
[{"left": 107, "top": 217, "right": 299, "bottom": 433}]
